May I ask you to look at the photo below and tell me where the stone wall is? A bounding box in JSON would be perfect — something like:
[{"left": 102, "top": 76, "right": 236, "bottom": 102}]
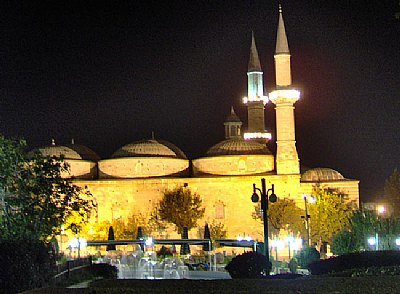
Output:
[{"left": 74, "top": 173, "right": 359, "bottom": 242}]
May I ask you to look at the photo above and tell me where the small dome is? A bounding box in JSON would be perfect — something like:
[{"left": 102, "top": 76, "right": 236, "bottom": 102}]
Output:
[
  {"left": 112, "top": 139, "right": 187, "bottom": 159},
  {"left": 206, "top": 138, "right": 271, "bottom": 156},
  {"left": 301, "top": 168, "right": 345, "bottom": 182}
]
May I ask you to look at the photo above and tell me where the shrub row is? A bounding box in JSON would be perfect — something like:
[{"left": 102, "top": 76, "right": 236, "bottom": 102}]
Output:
[{"left": 308, "top": 250, "right": 400, "bottom": 275}]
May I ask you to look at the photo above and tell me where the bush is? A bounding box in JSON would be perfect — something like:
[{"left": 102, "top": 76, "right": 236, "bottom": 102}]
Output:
[
  {"left": 308, "top": 250, "right": 400, "bottom": 275},
  {"left": 225, "top": 251, "right": 272, "bottom": 278},
  {"left": 91, "top": 263, "right": 118, "bottom": 279},
  {"left": 288, "top": 258, "right": 298, "bottom": 273},
  {"left": 0, "top": 240, "right": 56, "bottom": 294},
  {"left": 157, "top": 246, "right": 173, "bottom": 258},
  {"left": 295, "top": 246, "right": 320, "bottom": 269}
]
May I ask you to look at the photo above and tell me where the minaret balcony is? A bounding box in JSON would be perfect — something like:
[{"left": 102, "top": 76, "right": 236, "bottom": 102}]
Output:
[
  {"left": 242, "top": 95, "right": 269, "bottom": 105},
  {"left": 244, "top": 132, "right": 272, "bottom": 141},
  {"left": 269, "top": 89, "right": 300, "bottom": 104}
]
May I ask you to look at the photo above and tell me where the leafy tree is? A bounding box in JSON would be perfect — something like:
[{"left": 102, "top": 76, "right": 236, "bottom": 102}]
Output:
[
  {"left": 348, "top": 210, "right": 377, "bottom": 250},
  {"left": 307, "top": 185, "right": 352, "bottom": 244},
  {"left": 252, "top": 198, "right": 304, "bottom": 237},
  {"left": 330, "top": 230, "right": 359, "bottom": 255},
  {"left": 209, "top": 220, "right": 227, "bottom": 241},
  {"left": 384, "top": 169, "right": 400, "bottom": 217},
  {"left": 157, "top": 187, "right": 205, "bottom": 234},
  {"left": 147, "top": 204, "right": 169, "bottom": 237},
  {"left": 0, "top": 135, "right": 96, "bottom": 241},
  {"left": 331, "top": 210, "right": 400, "bottom": 255}
]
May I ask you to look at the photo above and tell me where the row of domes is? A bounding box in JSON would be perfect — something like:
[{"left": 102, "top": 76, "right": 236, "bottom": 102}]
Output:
[
  {"left": 31, "top": 138, "right": 346, "bottom": 182},
  {"left": 33, "top": 137, "right": 273, "bottom": 161}
]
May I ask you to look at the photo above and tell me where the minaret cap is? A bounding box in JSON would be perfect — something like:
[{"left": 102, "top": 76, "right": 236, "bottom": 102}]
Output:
[
  {"left": 248, "top": 31, "right": 262, "bottom": 71},
  {"left": 275, "top": 5, "right": 290, "bottom": 54}
]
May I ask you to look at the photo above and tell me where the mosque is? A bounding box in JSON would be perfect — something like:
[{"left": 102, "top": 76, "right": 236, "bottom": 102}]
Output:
[{"left": 33, "top": 8, "right": 359, "bottom": 244}]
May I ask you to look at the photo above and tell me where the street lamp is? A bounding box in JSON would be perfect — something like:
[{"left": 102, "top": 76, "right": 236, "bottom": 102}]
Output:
[
  {"left": 251, "top": 178, "right": 277, "bottom": 260},
  {"left": 368, "top": 234, "right": 379, "bottom": 250},
  {"left": 301, "top": 194, "right": 314, "bottom": 246}
]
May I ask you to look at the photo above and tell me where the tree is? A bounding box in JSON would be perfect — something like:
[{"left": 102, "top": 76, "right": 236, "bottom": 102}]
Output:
[
  {"left": 383, "top": 169, "right": 400, "bottom": 217},
  {"left": 350, "top": 210, "right": 400, "bottom": 251},
  {"left": 307, "top": 185, "right": 353, "bottom": 245},
  {"left": 330, "top": 230, "right": 359, "bottom": 255},
  {"left": 157, "top": 187, "right": 205, "bottom": 234},
  {"left": 209, "top": 220, "right": 227, "bottom": 241},
  {"left": 252, "top": 198, "right": 304, "bottom": 237},
  {"left": 0, "top": 135, "right": 96, "bottom": 241}
]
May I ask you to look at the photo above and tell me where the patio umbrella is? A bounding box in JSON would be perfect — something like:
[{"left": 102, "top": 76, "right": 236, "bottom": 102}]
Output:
[
  {"left": 202, "top": 223, "right": 211, "bottom": 251},
  {"left": 106, "top": 226, "right": 116, "bottom": 251},
  {"left": 136, "top": 226, "right": 144, "bottom": 250},
  {"left": 180, "top": 226, "right": 190, "bottom": 255}
]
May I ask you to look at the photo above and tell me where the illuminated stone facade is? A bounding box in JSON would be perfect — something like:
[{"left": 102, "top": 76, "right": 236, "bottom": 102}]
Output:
[{"left": 33, "top": 8, "right": 359, "bottom": 245}]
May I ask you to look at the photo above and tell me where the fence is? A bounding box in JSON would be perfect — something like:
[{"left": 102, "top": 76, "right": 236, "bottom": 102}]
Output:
[{"left": 52, "top": 257, "right": 92, "bottom": 285}]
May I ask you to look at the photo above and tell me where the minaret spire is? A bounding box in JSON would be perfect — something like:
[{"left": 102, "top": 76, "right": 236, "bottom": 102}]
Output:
[
  {"left": 242, "top": 32, "right": 271, "bottom": 143},
  {"left": 269, "top": 5, "right": 301, "bottom": 175},
  {"left": 248, "top": 31, "right": 261, "bottom": 72},
  {"left": 275, "top": 5, "right": 290, "bottom": 54}
]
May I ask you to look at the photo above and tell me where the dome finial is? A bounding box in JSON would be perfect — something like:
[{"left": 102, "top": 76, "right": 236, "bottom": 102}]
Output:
[
  {"left": 51, "top": 138, "right": 55, "bottom": 146},
  {"left": 71, "top": 138, "right": 75, "bottom": 145},
  {"left": 279, "top": 3, "right": 282, "bottom": 13},
  {"left": 151, "top": 131, "right": 155, "bottom": 140}
]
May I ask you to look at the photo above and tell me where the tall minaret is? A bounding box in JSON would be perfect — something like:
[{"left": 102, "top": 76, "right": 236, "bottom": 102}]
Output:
[
  {"left": 269, "top": 6, "right": 301, "bottom": 174},
  {"left": 242, "top": 32, "right": 271, "bottom": 143}
]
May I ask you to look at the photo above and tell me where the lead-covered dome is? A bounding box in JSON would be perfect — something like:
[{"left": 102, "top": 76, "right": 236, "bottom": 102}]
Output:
[
  {"left": 193, "top": 138, "right": 274, "bottom": 176},
  {"left": 99, "top": 139, "right": 189, "bottom": 179},
  {"left": 301, "top": 168, "right": 345, "bottom": 182},
  {"left": 30, "top": 140, "right": 99, "bottom": 179},
  {"left": 206, "top": 138, "right": 272, "bottom": 156},
  {"left": 35, "top": 145, "right": 82, "bottom": 159},
  {"left": 111, "top": 139, "right": 187, "bottom": 159}
]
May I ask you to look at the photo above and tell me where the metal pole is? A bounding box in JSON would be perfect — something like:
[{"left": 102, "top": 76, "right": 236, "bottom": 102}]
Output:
[
  {"left": 304, "top": 196, "right": 311, "bottom": 246},
  {"left": 261, "top": 179, "right": 269, "bottom": 260},
  {"left": 208, "top": 240, "right": 212, "bottom": 271}
]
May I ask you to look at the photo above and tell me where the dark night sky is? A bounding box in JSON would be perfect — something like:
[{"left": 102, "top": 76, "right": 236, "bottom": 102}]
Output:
[{"left": 1, "top": 1, "right": 399, "bottom": 202}]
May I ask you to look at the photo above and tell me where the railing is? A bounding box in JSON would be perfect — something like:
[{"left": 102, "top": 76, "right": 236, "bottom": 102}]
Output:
[{"left": 52, "top": 257, "right": 92, "bottom": 285}]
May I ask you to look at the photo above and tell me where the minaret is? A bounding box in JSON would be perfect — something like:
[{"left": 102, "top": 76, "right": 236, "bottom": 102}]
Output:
[
  {"left": 269, "top": 6, "right": 301, "bottom": 175},
  {"left": 242, "top": 32, "right": 271, "bottom": 143},
  {"left": 224, "top": 106, "right": 242, "bottom": 139}
]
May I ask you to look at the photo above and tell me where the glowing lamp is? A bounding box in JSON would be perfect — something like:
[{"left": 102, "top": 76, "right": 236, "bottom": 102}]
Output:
[{"left": 368, "top": 237, "right": 376, "bottom": 246}]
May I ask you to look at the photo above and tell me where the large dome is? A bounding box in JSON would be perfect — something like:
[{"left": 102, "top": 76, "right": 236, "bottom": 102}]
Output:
[
  {"left": 30, "top": 140, "right": 99, "bottom": 179},
  {"left": 33, "top": 145, "right": 81, "bottom": 160},
  {"left": 192, "top": 138, "right": 274, "bottom": 176},
  {"left": 301, "top": 168, "right": 345, "bottom": 182},
  {"left": 206, "top": 138, "right": 271, "bottom": 156},
  {"left": 111, "top": 139, "right": 187, "bottom": 159},
  {"left": 31, "top": 141, "right": 100, "bottom": 161}
]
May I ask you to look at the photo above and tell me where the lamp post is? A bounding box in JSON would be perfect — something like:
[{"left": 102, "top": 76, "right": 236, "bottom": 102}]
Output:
[
  {"left": 251, "top": 178, "right": 277, "bottom": 260},
  {"left": 302, "top": 194, "right": 314, "bottom": 246}
]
